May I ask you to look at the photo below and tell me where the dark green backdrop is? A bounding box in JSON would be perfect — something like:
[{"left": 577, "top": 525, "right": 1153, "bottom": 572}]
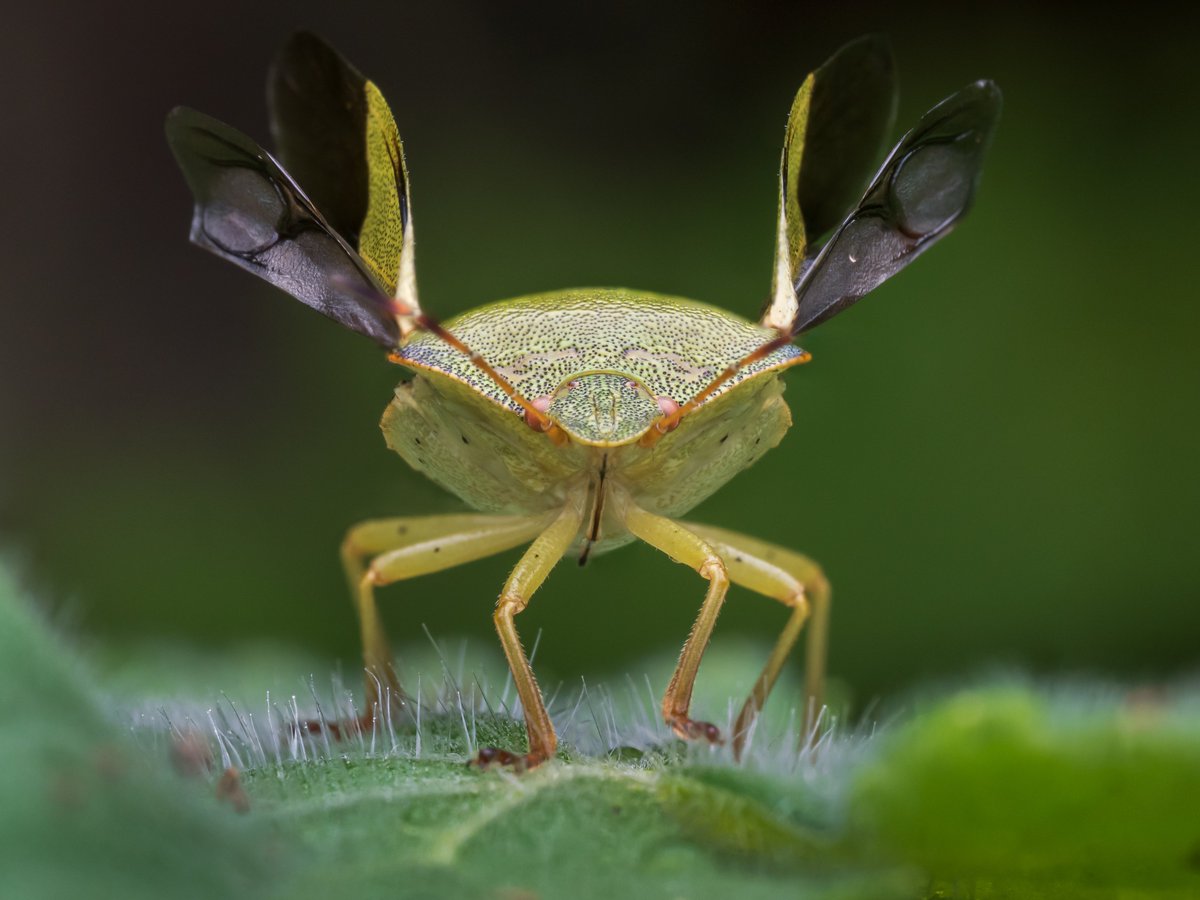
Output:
[{"left": 2, "top": 2, "right": 1196, "bottom": 703}]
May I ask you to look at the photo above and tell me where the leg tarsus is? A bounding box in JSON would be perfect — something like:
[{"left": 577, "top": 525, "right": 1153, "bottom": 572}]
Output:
[
  {"left": 665, "top": 715, "right": 723, "bottom": 744},
  {"left": 469, "top": 746, "right": 548, "bottom": 772}
]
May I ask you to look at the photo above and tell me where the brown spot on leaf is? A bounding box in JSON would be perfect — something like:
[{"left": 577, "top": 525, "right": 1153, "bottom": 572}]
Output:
[
  {"left": 494, "top": 888, "right": 539, "bottom": 900},
  {"left": 216, "top": 766, "right": 250, "bottom": 813}
]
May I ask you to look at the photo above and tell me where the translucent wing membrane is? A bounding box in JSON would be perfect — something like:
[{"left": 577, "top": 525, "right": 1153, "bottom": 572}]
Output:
[
  {"left": 269, "top": 32, "right": 417, "bottom": 311},
  {"left": 790, "top": 79, "right": 1002, "bottom": 334},
  {"left": 764, "top": 35, "right": 898, "bottom": 330},
  {"left": 164, "top": 107, "right": 400, "bottom": 346},
  {"left": 795, "top": 35, "right": 898, "bottom": 247}
]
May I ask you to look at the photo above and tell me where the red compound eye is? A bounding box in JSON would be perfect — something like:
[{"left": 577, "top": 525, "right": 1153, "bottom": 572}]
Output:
[
  {"left": 567, "top": 380, "right": 579, "bottom": 389},
  {"left": 624, "top": 380, "right": 638, "bottom": 390}
]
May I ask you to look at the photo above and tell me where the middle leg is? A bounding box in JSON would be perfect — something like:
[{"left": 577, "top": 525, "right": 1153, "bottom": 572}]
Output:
[
  {"left": 478, "top": 498, "right": 585, "bottom": 769},
  {"left": 681, "top": 522, "right": 830, "bottom": 758}
]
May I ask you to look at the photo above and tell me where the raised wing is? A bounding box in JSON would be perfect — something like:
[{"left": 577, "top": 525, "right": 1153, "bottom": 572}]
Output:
[
  {"left": 789, "top": 80, "right": 1002, "bottom": 334},
  {"left": 763, "top": 35, "right": 898, "bottom": 330},
  {"left": 267, "top": 32, "right": 370, "bottom": 245},
  {"left": 269, "top": 32, "right": 418, "bottom": 314},
  {"left": 165, "top": 106, "right": 400, "bottom": 346}
]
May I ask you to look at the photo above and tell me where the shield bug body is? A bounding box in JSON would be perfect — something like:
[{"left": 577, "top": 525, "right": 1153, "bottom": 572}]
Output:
[{"left": 167, "top": 33, "right": 1000, "bottom": 767}]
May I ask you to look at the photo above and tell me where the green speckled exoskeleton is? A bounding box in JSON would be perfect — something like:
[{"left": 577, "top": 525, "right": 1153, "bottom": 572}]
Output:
[{"left": 166, "top": 32, "right": 1000, "bottom": 768}]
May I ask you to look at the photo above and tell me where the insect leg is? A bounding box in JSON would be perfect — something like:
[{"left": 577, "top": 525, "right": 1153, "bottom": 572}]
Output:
[
  {"left": 342, "top": 513, "right": 552, "bottom": 721},
  {"left": 616, "top": 499, "right": 730, "bottom": 744},
  {"left": 680, "top": 522, "right": 830, "bottom": 757},
  {"left": 477, "top": 500, "right": 585, "bottom": 770}
]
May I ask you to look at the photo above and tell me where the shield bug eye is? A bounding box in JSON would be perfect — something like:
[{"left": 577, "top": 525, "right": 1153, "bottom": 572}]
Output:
[
  {"left": 567, "top": 380, "right": 579, "bottom": 390},
  {"left": 624, "top": 380, "right": 638, "bottom": 391}
]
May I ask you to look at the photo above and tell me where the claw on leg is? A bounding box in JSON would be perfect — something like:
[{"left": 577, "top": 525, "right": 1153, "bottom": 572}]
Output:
[
  {"left": 667, "top": 716, "right": 723, "bottom": 744},
  {"left": 469, "top": 746, "right": 547, "bottom": 771}
]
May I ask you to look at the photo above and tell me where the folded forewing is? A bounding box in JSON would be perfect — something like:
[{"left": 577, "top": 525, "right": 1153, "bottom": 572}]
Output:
[{"left": 268, "top": 32, "right": 415, "bottom": 307}]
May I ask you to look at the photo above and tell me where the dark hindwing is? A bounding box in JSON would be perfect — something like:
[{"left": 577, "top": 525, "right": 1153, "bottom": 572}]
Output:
[
  {"left": 269, "top": 31, "right": 411, "bottom": 301},
  {"left": 792, "top": 34, "right": 898, "bottom": 251},
  {"left": 763, "top": 35, "right": 898, "bottom": 329},
  {"left": 164, "top": 107, "right": 399, "bottom": 346},
  {"left": 791, "top": 80, "right": 1002, "bottom": 334},
  {"left": 268, "top": 31, "right": 371, "bottom": 247}
]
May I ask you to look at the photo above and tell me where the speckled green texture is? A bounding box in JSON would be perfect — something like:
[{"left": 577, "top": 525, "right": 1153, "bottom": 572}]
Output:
[
  {"left": 398, "top": 288, "right": 804, "bottom": 417},
  {"left": 382, "top": 356, "right": 793, "bottom": 540},
  {"left": 545, "top": 372, "right": 662, "bottom": 446},
  {"left": 384, "top": 288, "right": 804, "bottom": 535}
]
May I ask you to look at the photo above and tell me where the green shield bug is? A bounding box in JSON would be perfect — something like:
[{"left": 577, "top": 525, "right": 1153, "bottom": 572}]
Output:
[{"left": 166, "top": 32, "right": 1000, "bottom": 768}]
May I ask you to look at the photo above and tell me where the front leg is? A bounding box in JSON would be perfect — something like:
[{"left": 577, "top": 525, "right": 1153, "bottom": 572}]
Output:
[
  {"left": 476, "top": 499, "right": 585, "bottom": 770},
  {"left": 340, "top": 513, "right": 552, "bottom": 723},
  {"left": 617, "top": 498, "right": 730, "bottom": 745}
]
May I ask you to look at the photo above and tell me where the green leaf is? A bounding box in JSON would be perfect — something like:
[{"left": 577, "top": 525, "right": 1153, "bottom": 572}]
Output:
[
  {"left": 0, "top": 567, "right": 275, "bottom": 900},
  {"left": 9, "top": 558, "right": 1200, "bottom": 899},
  {"left": 851, "top": 684, "right": 1200, "bottom": 896}
]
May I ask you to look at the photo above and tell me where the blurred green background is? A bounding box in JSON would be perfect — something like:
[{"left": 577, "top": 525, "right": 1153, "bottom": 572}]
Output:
[{"left": 1, "top": 1, "right": 1196, "bottom": 705}]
